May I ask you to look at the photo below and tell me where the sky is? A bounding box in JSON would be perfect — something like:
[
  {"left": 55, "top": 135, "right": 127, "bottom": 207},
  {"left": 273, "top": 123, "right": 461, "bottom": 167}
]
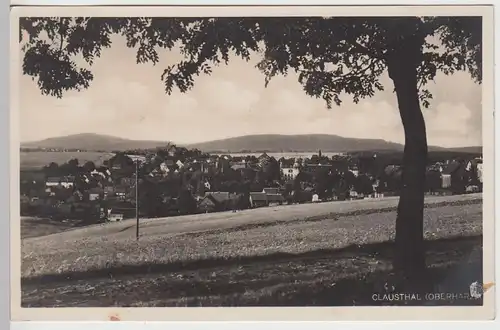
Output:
[{"left": 19, "top": 34, "right": 482, "bottom": 148}]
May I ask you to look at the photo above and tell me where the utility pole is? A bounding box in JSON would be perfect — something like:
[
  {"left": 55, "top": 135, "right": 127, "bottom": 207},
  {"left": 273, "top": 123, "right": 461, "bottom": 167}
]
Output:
[{"left": 135, "top": 159, "right": 139, "bottom": 241}]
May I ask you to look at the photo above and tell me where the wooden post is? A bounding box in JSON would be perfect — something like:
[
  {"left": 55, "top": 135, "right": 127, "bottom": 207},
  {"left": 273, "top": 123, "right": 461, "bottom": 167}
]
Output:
[{"left": 135, "top": 160, "right": 139, "bottom": 241}]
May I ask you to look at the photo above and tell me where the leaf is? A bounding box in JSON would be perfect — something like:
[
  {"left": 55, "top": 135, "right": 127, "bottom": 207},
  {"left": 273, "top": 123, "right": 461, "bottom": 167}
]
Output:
[{"left": 20, "top": 16, "right": 481, "bottom": 109}]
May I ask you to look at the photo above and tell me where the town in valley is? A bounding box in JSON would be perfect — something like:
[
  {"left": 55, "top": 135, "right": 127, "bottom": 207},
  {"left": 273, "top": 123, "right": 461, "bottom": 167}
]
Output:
[{"left": 20, "top": 143, "right": 483, "bottom": 227}]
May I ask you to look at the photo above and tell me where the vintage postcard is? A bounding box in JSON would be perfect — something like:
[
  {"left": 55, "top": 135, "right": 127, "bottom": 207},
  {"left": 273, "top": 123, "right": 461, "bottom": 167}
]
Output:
[{"left": 10, "top": 5, "right": 495, "bottom": 321}]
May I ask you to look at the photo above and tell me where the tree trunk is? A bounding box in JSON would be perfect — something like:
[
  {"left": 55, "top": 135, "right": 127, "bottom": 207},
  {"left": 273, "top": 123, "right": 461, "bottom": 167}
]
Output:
[{"left": 387, "top": 36, "right": 428, "bottom": 284}]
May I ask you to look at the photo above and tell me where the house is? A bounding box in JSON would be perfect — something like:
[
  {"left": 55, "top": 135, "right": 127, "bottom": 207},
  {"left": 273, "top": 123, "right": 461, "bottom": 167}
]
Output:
[
  {"left": 312, "top": 194, "right": 320, "bottom": 203},
  {"left": 466, "top": 157, "right": 483, "bottom": 184},
  {"left": 90, "top": 169, "right": 107, "bottom": 179},
  {"left": 200, "top": 161, "right": 214, "bottom": 174},
  {"left": 45, "top": 187, "right": 56, "bottom": 196},
  {"left": 75, "top": 190, "right": 84, "bottom": 200},
  {"left": 104, "top": 186, "right": 115, "bottom": 197},
  {"left": 279, "top": 158, "right": 294, "bottom": 167},
  {"left": 477, "top": 163, "right": 483, "bottom": 183},
  {"left": 126, "top": 154, "right": 146, "bottom": 163},
  {"left": 231, "top": 162, "right": 247, "bottom": 171},
  {"left": 207, "top": 192, "right": 243, "bottom": 211},
  {"left": 159, "top": 161, "right": 172, "bottom": 174},
  {"left": 203, "top": 192, "right": 235, "bottom": 210},
  {"left": 216, "top": 158, "right": 231, "bottom": 173},
  {"left": 62, "top": 176, "right": 75, "bottom": 188},
  {"left": 197, "top": 195, "right": 218, "bottom": 213},
  {"left": 441, "top": 161, "right": 467, "bottom": 192},
  {"left": 441, "top": 173, "right": 452, "bottom": 189},
  {"left": 266, "top": 193, "right": 285, "bottom": 205},
  {"left": 115, "top": 186, "right": 127, "bottom": 200},
  {"left": 258, "top": 153, "right": 271, "bottom": 168},
  {"left": 263, "top": 188, "right": 280, "bottom": 195},
  {"left": 88, "top": 188, "right": 103, "bottom": 201},
  {"left": 163, "top": 159, "right": 175, "bottom": 167},
  {"left": 45, "top": 176, "right": 75, "bottom": 188},
  {"left": 81, "top": 175, "right": 91, "bottom": 184},
  {"left": 104, "top": 186, "right": 127, "bottom": 201},
  {"left": 374, "top": 179, "right": 384, "bottom": 198},
  {"left": 107, "top": 153, "right": 137, "bottom": 171},
  {"left": 108, "top": 213, "right": 124, "bottom": 222},
  {"left": 108, "top": 201, "right": 136, "bottom": 217},
  {"left": 303, "top": 163, "right": 333, "bottom": 174},
  {"left": 249, "top": 192, "right": 268, "bottom": 208},
  {"left": 261, "top": 188, "right": 285, "bottom": 205},
  {"left": 349, "top": 167, "right": 359, "bottom": 177},
  {"left": 466, "top": 185, "right": 480, "bottom": 193},
  {"left": 149, "top": 168, "right": 163, "bottom": 177},
  {"left": 349, "top": 189, "right": 359, "bottom": 199},
  {"left": 111, "top": 163, "right": 122, "bottom": 170},
  {"left": 280, "top": 166, "right": 300, "bottom": 181}
]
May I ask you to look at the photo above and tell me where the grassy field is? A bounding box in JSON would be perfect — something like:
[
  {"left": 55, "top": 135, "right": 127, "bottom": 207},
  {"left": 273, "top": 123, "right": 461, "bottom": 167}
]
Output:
[
  {"left": 21, "top": 194, "right": 483, "bottom": 307},
  {"left": 20, "top": 151, "right": 113, "bottom": 170},
  {"left": 21, "top": 217, "right": 96, "bottom": 239}
]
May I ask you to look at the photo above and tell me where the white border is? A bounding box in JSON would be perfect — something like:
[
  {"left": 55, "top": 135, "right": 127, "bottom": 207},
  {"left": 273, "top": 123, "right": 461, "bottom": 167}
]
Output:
[
  {"left": 8, "top": 0, "right": 498, "bottom": 6},
  {"left": 6, "top": 0, "right": 498, "bottom": 328}
]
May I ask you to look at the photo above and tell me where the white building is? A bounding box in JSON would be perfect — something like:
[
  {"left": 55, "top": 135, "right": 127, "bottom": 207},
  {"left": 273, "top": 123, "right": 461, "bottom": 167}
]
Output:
[
  {"left": 280, "top": 160, "right": 301, "bottom": 181},
  {"left": 441, "top": 174, "right": 452, "bottom": 188},
  {"left": 477, "top": 163, "right": 483, "bottom": 183},
  {"left": 45, "top": 176, "right": 75, "bottom": 189},
  {"left": 281, "top": 167, "right": 300, "bottom": 181},
  {"left": 349, "top": 168, "right": 359, "bottom": 177},
  {"left": 108, "top": 213, "right": 124, "bottom": 222}
]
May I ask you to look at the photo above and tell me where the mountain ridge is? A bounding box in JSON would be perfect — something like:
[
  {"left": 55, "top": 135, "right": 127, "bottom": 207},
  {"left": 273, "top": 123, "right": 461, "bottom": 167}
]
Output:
[{"left": 21, "top": 133, "right": 482, "bottom": 154}]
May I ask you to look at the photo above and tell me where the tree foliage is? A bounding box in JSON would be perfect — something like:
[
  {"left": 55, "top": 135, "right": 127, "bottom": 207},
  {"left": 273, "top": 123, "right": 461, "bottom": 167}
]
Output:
[{"left": 20, "top": 16, "right": 481, "bottom": 106}]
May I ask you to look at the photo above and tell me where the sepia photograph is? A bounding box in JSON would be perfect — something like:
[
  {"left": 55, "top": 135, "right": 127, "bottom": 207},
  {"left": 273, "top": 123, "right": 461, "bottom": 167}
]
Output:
[{"left": 10, "top": 5, "right": 495, "bottom": 321}]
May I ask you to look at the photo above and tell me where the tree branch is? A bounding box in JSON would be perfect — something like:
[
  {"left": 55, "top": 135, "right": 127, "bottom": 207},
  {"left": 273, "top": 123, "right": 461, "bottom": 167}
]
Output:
[
  {"left": 352, "top": 40, "right": 384, "bottom": 60},
  {"left": 59, "top": 18, "right": 64, "bottom": 53}
]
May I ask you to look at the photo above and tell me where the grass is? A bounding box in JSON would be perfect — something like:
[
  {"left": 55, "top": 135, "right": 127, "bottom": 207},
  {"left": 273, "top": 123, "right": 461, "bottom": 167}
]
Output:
[
  {"left": 20, "top": 151, "right": 113, "bottom": 170},
  {"left": 20, "top": 195, "right": 483, "bottom": 307},
  {"left": 21, "top": 217, "right": 97, "bottom": 239},
  {"left": 22, "top": 235, "right": 482, "bottom": 307}
]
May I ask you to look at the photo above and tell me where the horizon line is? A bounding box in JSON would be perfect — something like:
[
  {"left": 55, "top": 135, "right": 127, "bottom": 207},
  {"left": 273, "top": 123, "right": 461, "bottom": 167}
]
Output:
[
  {"left": 19, "top": 132, "right": 483, "bottom": 150},
  {"left": 20, "top": 132, "right": 390, "bottom": 145}
]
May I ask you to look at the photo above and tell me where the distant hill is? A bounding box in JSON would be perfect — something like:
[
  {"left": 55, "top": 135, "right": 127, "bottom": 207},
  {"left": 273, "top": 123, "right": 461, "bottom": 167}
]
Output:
[
  {"left": 21, "top": 133, "right": 481, "bottom": 154},
  {"left": 185, "top": 134, "right": 408, "bottom": 153},
  {"left": 21, "top": 133, "right": 170, "bottom": 152},
  {"left": 443, "top": 146, "right": 482, "bottom": 154}
]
